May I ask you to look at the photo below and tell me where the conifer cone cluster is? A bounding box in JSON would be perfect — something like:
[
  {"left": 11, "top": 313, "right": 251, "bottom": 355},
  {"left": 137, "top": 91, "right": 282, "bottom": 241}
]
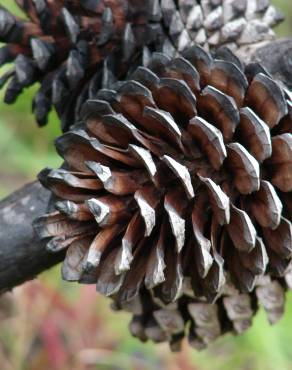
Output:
[
  {"left": 35, "top": 44, "right": 292, "bottom": 350},
  {"left": 0, "top": 0, "right": 283, "bottom": 131}
]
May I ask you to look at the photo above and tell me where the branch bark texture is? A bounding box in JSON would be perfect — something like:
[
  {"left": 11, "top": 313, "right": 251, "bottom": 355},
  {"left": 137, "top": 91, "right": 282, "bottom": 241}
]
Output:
[
  {"left": 0, "top": 181, "right": 65, "bottom": 293},
  {"left": 238, "top": 38, "right": 292, "bottom": 89}
]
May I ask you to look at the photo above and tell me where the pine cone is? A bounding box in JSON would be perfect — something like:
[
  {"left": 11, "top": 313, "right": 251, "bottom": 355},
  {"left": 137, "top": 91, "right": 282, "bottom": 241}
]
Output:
[
  {"left": 0, "top": 0, "right": 137, "bottom": 129},
  {"left": 34, "top": 44, "right": 292, "bottom": 350},
  {"left": 0, "top": 0, "right": 283, "bottom": 130}
]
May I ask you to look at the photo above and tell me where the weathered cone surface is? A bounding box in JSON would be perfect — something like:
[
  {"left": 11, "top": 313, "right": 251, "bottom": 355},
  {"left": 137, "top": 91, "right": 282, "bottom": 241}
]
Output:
[
  {"left": 0, "top": 0, "right": 283, "bottom": 130},
  {"left": 35, "top": 44, "right": 292, "bottom": 350}
]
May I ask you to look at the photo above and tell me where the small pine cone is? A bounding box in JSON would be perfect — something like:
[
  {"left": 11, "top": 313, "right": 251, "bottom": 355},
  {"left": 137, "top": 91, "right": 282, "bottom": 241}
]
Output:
[
  {"left": 34, "top": 44, "right": 291, "bottom": 349},
  {"left": 0, "top": 0, "right": 283, "bottom": 130},
  {"left": 0, "top": 0, "right": 151, "bottom": 129}
]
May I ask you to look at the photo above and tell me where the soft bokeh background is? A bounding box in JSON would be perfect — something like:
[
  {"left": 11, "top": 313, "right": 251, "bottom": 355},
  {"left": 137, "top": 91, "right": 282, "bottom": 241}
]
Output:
[{"left": 0, "top": 1, "right": 291, "bottom": 369}]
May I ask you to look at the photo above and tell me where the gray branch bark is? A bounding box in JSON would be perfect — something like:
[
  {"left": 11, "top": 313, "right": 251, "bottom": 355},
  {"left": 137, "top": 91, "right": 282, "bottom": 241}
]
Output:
[
  {"left": 0, "top": 38, "right": 291, "bottom": 293},
  {"left": 0, "top": 181, "right": 65, "bottom": 293},
  {"left": 237, "top": 38, "right": 292, "bottom": 89}
]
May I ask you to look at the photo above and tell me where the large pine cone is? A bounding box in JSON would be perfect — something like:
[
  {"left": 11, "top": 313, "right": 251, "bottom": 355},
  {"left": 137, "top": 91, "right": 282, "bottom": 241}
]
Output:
[
  {"left": 35, "top": 44, "right": 292, "bottom": 350},
  {"left": 0, "top": 0, "right": 283, "bottom": 130}
]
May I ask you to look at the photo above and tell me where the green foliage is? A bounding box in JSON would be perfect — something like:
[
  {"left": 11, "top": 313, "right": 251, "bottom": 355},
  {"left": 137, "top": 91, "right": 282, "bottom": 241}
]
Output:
[
  {"left": 274, "top": 0, "right": 292, "bottom": 37},
  {"left": 0, "top": 79, "right": 61, "bottom": 197}
]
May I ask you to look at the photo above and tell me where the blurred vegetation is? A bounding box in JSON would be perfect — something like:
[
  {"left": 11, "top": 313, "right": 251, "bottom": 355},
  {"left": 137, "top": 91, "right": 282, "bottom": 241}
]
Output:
[{"left": 0, "top": 1, "right": 291, "bottom": 369}]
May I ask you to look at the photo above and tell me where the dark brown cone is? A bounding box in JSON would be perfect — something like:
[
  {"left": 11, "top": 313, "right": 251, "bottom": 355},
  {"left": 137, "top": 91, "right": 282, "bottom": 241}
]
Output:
[
  {"left": 35, "top": 44, "right": 291, "bottom": 350},
  {"left": 0, "top": 0, "right": 283, "bottom": 130}
]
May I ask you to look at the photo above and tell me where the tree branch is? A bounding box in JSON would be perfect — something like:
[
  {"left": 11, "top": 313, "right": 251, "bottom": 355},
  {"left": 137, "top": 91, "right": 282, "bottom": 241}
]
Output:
[
  {"left": 0, "top": 38, "right": 291, "bottom": 293},
  {"left": 237, "top": 38, "right": 292, "bottom": 89},
  {"left": 0, "top": 181, "right": 65, "bottom": 293}
]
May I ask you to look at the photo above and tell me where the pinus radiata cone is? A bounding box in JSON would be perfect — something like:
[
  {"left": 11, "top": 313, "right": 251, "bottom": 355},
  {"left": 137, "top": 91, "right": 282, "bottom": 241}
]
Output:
[
  {"left": 0, "top": 0, "right": 284, "bottom": 131},
  {"left": 34, "top": 43, "right": 292, "bottom": 351}
]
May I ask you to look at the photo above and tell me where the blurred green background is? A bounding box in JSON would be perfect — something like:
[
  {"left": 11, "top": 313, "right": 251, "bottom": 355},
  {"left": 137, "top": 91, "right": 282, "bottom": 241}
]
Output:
[{"left": 0, "top": 1, "right": 291, "bottom": 369}]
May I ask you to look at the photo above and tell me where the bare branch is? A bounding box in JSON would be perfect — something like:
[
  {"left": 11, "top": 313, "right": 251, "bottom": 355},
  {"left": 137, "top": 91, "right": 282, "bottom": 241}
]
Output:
[
  {"left": 237, "top": 38, "right": 292, "bottom": 89},
  {"left": 0, "top": 181, "right": 65, "bottom": 293}
]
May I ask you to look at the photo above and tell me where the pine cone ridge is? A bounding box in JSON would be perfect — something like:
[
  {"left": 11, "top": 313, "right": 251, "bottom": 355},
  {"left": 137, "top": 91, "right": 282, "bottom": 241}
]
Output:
[
  {"left": 0, "top": 0, "right": 284, "bottom": 130},
  {"left": 34, "top": 44, "right": 292, "bottom": 350}
]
